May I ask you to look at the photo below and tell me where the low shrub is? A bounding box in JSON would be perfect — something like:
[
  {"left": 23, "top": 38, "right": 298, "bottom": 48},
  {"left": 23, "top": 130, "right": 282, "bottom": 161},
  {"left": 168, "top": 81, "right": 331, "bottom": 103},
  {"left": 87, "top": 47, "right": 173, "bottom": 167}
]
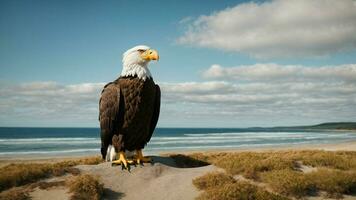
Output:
[{"left": 66, "top": 174, "right": 104, "bottom": 200}]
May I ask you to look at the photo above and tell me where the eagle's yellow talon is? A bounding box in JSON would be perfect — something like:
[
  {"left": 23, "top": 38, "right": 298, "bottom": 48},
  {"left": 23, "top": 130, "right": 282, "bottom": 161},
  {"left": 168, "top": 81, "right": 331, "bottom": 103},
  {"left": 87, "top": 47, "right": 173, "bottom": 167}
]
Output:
[
  {"left": 136, "top": 149, "right": 152, "bottom": 165},
  {"left": 112, "top": 151, "right": 131, "bottom": 169}
]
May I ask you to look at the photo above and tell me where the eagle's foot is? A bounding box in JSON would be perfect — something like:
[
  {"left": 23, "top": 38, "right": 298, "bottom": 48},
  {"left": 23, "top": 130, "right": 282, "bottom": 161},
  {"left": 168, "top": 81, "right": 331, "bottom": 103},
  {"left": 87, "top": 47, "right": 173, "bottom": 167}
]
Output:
[
  {"left": 135, "top": 149, "right": 152, "bottom": 165},
  {"left": 112, "top": 151, "right": 134, "bottom": 170}
]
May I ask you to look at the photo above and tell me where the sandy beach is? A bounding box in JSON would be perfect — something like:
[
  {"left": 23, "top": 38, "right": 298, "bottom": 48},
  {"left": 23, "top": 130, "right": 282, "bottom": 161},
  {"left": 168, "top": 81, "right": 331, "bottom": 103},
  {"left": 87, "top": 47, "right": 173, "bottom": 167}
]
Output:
[{"left": 1, "top": 140, "right": 356, "bottom": 200}]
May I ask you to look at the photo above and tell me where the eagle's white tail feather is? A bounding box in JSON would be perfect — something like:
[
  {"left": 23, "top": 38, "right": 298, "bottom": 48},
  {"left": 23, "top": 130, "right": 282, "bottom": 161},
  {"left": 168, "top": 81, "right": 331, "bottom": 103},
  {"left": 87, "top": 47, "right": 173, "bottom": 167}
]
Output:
[
  {"left": 105, "top": 145, "right": 117, "bottom": 162},
  {"left": 105, "top": 145, "right": 111, "bottom": 162}
]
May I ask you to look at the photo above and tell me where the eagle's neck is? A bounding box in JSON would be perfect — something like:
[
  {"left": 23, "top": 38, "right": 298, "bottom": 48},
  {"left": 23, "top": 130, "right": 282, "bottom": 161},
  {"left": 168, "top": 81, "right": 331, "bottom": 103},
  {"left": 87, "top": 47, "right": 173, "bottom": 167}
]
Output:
[{"left": 121, "top": 63, "right": 152, "bottom": 81}]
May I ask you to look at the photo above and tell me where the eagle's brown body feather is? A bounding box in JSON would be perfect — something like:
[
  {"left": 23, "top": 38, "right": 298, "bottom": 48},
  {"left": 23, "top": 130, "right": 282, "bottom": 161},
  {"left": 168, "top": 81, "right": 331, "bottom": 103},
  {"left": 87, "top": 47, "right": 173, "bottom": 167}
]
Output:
[{"left": 99, "top": 76, "right": 160, "bottom": 159}]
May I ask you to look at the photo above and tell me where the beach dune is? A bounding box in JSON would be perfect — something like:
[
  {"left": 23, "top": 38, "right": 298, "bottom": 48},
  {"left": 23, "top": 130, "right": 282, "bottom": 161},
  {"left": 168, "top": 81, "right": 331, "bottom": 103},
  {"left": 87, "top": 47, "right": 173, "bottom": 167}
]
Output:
[
  {"left": 24, "top": 156, "right": 218, "bottom": 200},
  {"left": 1, "top": 141, "right": 356, "bottom": 200},
  {"left": 77, "top": 156, "right": 219, "bottom": 200}
]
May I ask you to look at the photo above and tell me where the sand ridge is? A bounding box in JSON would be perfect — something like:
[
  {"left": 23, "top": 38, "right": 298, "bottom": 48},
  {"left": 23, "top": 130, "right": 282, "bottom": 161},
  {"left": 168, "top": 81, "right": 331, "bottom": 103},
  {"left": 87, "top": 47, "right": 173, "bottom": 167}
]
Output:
[{"left": 76, "top": 156, "right": 220, "bottom": 200}]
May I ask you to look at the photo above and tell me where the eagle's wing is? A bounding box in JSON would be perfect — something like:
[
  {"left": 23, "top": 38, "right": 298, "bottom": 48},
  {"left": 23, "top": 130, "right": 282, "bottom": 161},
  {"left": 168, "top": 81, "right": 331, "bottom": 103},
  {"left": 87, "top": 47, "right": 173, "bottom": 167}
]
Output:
[
  {"left": 147, "top": 84, "right": 161, "bottom": 142},
  {"left": 99, "top": 82, "right": 124, "bottom": 159}
]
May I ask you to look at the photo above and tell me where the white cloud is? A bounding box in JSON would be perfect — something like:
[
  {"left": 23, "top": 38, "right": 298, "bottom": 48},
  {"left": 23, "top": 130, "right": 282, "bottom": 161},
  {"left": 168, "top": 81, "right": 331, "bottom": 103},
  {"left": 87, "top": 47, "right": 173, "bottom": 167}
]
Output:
[
  {"left": 1, "top": 63, "right": 355, "bottom": 127},
  {"left": 161, "top": 81, "right": 233, "bottom": 94},
  {"left": 203, "top": 63, "right": 356, "bottom": 83},
  {"left": 160, "top": 63, "right": 356, "bottom": 126},
  {"left": 161, "top": 81, "right": 356, "bottom": 106},
  {"left": 160, "top": 78, "right": 356, "bottom": 126},
  {"left": 178, "top": 0, "right": 356, "bottom": 58},
  {"left": 0, "top": 82, "right": 105, "bottom": 126}
]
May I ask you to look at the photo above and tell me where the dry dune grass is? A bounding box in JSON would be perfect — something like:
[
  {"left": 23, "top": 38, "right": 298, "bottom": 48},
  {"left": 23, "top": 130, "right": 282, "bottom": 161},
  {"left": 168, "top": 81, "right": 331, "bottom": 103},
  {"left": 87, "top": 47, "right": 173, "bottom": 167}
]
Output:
[
  {"left": 0, "top": 156, "right": 102, "bottom": 192},
  {"left": 188, "top": 150, "right": 356, "bottom": 199},
  {"left": 66, "top": 174, "right": 104, "bottom": 200},
  {"left": 297, "top": 151, "right": 356, "bottom": 170},
  {"left": 194, "top": 172, "right": 289, "bottom": 200},
  {"left": 0, "top": 181, "right": 67, "bottom": 200},
  {"left": 0, "top": 174, "right": 104, "bottom": 200},
  {"left": 30, "top": 180, "right": 66, "bottom": 190},
  {"left": 261, "top": 168, "right": 356, "bottom": 198},
  {"left": 261, "top": 169, "right": 315, "bottom": 198},
  {"left": 308, "top": 169, "right": 356, "bottom": 198},
  {"left": 188, "top": 151, "right": 356, "bottom": 177},
  {"left": 0, "top": 187, "right": 31, "bottom": 200},
  {"left": 193, "top": 172, "right": 236, "bottom": 190},
  {"left": 215, "top": 152, "right": 296, "bottom": 179},
  {"left": 0, "top": 163, "right": 66, "bottom": 192}
]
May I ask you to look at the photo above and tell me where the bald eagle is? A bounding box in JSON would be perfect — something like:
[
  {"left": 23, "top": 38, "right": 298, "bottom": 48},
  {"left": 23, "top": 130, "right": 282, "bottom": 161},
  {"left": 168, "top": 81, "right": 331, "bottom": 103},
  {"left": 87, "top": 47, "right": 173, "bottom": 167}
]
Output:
[{"left": 99, "top": 45, "right": 160, "bottom": 169}]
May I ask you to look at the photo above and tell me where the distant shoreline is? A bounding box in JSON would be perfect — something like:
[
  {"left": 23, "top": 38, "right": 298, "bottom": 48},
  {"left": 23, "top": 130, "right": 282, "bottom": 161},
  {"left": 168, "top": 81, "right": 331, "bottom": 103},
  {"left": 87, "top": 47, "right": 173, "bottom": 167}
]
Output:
[
  {"left": 160, "top": 139, "right": 356, "bottom": 155},
  {"left": 1, "top": 122, "right": 356, "bottom": 130}
]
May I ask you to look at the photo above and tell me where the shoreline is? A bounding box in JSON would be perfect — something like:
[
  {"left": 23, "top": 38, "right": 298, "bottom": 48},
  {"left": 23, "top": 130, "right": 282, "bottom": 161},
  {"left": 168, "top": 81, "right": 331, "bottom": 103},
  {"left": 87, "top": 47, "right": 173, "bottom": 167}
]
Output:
[
  {"left": 156, "top": 140, "right": 356, "bottom": 157},
  {"left": 1, "top": 140, "right": 356, "bottom": 165},
  {"left": 1, "top": 129, "right": 355, "bottom": 163}
]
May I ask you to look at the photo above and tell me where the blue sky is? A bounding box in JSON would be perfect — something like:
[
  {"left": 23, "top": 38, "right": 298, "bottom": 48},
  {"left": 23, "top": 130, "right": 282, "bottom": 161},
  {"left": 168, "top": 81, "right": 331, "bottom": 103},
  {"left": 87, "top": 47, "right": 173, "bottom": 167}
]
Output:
[
  {"left": 1, "top": 0, "right": 248, "bottom": 84},
  {"left": 1, "top": 0, "right": 356, "bottom": 127}
]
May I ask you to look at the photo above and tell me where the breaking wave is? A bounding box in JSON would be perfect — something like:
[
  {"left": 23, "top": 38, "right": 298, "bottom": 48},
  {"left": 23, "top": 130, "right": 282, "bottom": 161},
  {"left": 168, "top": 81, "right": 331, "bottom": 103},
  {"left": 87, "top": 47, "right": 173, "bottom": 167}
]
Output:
[{"left": 1, "top": 129, "right": 355, "bottom": 157}]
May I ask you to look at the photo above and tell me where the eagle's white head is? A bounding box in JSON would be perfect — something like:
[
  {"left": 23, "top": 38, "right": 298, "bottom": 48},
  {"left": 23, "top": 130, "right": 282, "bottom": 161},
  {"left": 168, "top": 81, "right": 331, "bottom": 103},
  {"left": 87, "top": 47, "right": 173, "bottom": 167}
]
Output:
[{"left": 121, "top": 45, "right": 159, "bottom": 80}]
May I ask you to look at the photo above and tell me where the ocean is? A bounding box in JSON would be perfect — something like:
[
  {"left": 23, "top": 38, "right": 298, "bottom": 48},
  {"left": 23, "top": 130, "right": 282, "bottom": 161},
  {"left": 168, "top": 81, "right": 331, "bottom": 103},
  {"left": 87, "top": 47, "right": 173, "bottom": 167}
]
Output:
[{"left": 0, "top": 127, "right": 356, "bottom": 158}]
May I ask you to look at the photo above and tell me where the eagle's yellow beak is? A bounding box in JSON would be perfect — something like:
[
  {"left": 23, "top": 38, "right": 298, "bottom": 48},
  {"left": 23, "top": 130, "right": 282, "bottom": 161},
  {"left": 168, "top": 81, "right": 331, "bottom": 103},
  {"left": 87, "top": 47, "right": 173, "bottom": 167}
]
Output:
[{"left": 141, "top": 49, "right": 159, "bottom": 61}]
